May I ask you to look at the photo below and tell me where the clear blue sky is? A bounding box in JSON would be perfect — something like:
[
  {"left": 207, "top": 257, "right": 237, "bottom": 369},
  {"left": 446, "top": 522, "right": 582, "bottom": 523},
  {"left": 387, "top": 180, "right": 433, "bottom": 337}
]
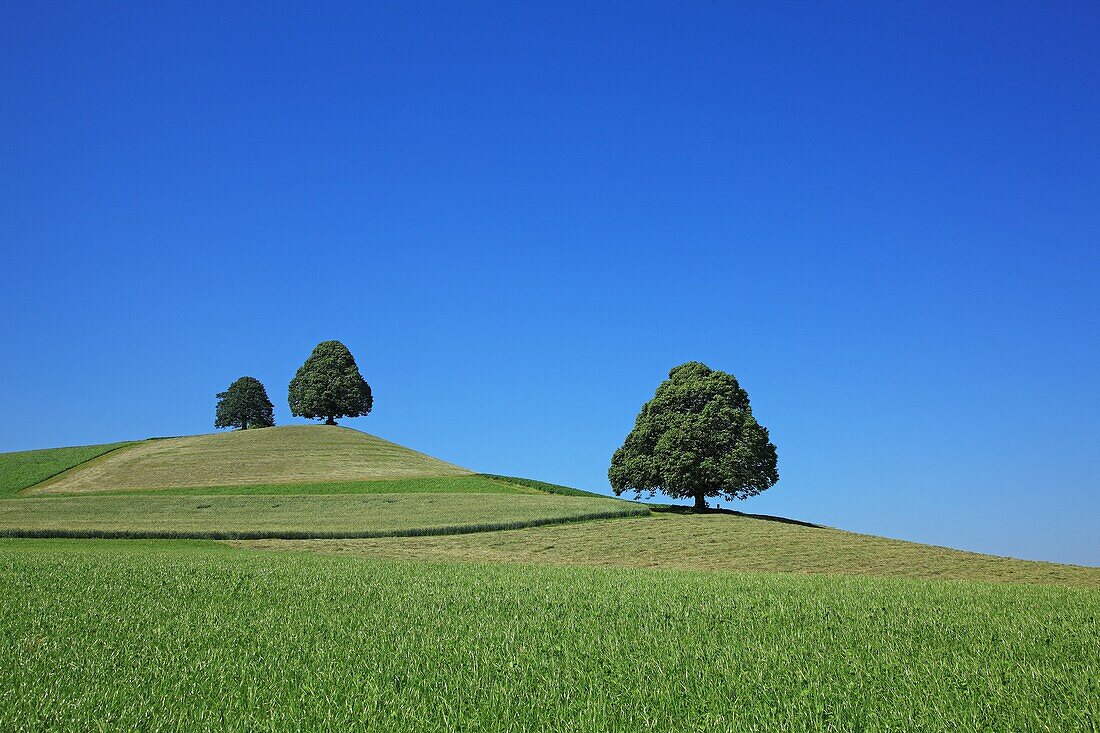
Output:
[{"left": 2, "top": 1, "right": 1098, "bottom": 565}]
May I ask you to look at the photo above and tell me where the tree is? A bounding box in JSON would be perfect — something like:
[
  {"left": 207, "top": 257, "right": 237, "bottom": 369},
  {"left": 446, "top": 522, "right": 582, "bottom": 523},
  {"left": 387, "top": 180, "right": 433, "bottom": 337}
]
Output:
[
  {"left": 215, "top": 376, "right": 275, "bottom": 430},
  {"left": 288, "top": 340, "right": 373, "bottom": 425},
  {"left": 608, "top": 362, "right": 778, "bottom": 510}
]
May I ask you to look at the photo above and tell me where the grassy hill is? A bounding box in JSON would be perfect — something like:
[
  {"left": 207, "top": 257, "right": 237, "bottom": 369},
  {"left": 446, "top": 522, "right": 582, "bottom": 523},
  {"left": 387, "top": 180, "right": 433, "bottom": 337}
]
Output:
[
  {"left": 28, "top": 425, "right": 470, "bottom": 493},
  {"left": 0, "top": 426, "right": 1096, "bottom": 581},
  {"left": 0, "top": 426, "right": 1096, "bottom": 731},
  {"left": 0, "top": 427, "right": 644, "bottom": 539}
]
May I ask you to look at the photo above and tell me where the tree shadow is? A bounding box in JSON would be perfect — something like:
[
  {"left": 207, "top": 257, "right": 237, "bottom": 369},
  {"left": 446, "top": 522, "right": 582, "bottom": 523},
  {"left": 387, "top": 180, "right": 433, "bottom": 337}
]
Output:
[{"left": 649, "top": 504, "right": 823, "bottom": 529}]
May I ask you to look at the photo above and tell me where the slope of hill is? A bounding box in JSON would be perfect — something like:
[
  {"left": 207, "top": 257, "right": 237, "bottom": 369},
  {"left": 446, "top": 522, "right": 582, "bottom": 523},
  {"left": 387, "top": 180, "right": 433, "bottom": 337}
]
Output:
[
  {"left": 0, "top": 441, "right": 135, "bottom": 498},
  {"left": 28, "top": 425, "right": 469, "bottom": 494},
  {"left": 0, "top": 428, "right": 645, "bottom": 539},
  {"left": 0, "top": 493, "right": 644, "bottom": 540},
  {"left": 244, "top": 510, "right": 1100, "bottom": 586}
]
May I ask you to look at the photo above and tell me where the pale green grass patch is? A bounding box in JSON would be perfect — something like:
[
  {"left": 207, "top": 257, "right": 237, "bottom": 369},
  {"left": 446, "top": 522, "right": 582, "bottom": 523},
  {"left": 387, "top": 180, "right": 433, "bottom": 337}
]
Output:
[
  {"left": 247, "top": 511, "right": 1100, "bottom": 586},
  {"left": 30, "top": 425, "right": 469, "bottom": 494},
  {"left": 0, "top": 493, "right": 645, "bottom": 539},
  {"left": 47, "top": 474, "right": 536, "bottom": 497}
]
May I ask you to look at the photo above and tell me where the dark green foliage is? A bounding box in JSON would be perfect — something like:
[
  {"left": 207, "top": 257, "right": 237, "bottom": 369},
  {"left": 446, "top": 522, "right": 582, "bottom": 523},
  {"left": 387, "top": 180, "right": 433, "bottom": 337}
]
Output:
[
  {"left": 609, "top": 361, "right": 778, "bottom": 510},
  {"left": 214, "top": 377, "right": 275, "bottom": 430},
  {"left": 479, "top": 474, "right": 608, "bottom": 498},
  {"left": 288, "top": 341, "right": 373, "bottom": 425}
]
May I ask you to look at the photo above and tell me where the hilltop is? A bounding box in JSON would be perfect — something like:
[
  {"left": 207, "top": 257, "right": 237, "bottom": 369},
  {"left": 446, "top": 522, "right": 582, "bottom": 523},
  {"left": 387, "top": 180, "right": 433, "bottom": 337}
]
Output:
[{"left": 28, "top": 425, "right": 469, "bottom": 494}]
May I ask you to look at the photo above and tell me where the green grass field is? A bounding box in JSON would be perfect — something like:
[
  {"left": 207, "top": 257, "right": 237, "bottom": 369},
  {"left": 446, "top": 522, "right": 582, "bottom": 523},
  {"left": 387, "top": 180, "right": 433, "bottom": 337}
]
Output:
[
  {"left": 1, "top": 539, "right": 1096, "bottom": 732},
  {"left": 0, "top": 426, "right": 1096, "bottom": 731}
]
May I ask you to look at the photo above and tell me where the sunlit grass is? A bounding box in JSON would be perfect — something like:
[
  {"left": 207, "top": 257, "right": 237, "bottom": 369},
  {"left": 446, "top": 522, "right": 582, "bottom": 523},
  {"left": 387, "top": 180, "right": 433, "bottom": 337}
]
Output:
[
  {"left": 0, "top": 493, "right": 645, "bottom": 540},
  {"left": 0, "top": 538, "right": 1095, "bottom": 731},
  {"left": 0, "top": 441, "right": 135, "bottom": 498},
  {"left": 245, "top": 510, "right": 1100, "bottom": 586},
  {"left": 29, "top": 425, "right": 470, "bottom": 494},
  {"left": 47, "top": 474, "right": 537, "bottom": 497}
]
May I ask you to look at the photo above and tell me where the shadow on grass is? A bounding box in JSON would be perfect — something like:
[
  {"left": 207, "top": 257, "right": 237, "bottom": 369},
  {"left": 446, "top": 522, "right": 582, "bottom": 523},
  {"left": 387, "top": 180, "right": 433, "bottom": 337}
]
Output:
[{"left": 649, "top": 504, "right": 823, "bottom": 529}]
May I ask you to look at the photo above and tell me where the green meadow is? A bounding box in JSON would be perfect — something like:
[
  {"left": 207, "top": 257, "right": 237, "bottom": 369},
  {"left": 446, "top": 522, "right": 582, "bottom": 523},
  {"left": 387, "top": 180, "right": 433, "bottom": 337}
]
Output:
[
  {"left": 1, "top": 539, "right": 1096, "bottom": 732},
  {"left": 0, "top": 426, "right": 1096, "bottom": 731}
]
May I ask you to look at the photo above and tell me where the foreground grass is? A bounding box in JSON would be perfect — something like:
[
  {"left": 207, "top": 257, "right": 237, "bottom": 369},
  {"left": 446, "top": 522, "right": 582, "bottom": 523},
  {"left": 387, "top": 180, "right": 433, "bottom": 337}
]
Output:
[
  {"left": 30, "top": 425, "right": 469, "bottom": 494},
  {"left": 0, "top": 441, "right": 134, "bottom": 498},
  {"left": 0, "top": 539, "right": 1096, "bottom": 731},
  {"left": 245, "top": 511, "right": 1100, "bottom": 586},
  {"left": 0, "top": 493, "right": 644, "bottom": 539}
]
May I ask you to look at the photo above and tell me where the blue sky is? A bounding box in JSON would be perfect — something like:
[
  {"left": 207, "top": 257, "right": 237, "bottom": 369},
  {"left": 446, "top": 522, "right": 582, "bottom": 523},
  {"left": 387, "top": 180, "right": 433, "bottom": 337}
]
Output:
[{"left": 2, "top": 1, "right": 1098, "bottom": 565}]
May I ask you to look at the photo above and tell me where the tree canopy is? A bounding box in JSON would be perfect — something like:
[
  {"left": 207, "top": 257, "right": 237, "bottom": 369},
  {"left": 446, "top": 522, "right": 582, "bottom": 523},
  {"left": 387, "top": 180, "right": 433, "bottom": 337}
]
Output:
[
  {"left": 214, "top": 376, "right": 275, "bottom": 430},
  {"left": 288, "top": 340, "right": 373, "bottom": 425},
  {"left": 608, "top": 362, "right": 778, "bottom": 510}
]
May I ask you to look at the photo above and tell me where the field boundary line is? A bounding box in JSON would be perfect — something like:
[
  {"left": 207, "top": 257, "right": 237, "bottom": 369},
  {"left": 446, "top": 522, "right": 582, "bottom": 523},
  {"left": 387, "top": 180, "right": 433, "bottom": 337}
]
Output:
[{"left": 0, "top": 506, "right": 651, "bottom": 541}]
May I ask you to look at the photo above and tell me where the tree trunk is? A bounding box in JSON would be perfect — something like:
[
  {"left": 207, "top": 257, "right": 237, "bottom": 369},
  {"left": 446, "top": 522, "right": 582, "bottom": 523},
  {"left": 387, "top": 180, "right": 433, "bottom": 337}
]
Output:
[
  {"left": 325, "top": 416, "right": 336, "bottom": 425},
  {"left": 694, "top": 493, "right": 707, "bottom": 511}
]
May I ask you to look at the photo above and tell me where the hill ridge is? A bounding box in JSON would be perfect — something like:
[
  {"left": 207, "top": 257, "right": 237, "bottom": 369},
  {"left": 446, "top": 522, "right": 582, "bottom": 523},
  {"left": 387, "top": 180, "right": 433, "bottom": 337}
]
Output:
[{"left": 27, "top": 425, "right": 471, "bottom": 494}]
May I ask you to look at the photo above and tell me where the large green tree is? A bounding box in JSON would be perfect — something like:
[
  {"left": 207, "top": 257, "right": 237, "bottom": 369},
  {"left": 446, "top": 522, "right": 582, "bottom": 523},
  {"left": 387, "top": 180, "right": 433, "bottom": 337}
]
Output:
[
  {"left": 215, "top": 376, "right": 275, "bottom": 430},
  {"left": 288, "top": 340, "right": 373, "bottom": 425},
  {"left": 608, "top": 362, "right": 778, "bottom": 510}
]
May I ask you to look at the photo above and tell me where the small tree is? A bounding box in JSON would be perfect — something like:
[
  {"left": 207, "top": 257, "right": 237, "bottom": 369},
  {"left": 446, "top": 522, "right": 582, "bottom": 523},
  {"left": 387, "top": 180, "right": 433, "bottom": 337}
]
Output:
[
  {"left": 608, "top": 362, "right": 778, "bottom": 510},
  {"left": 288, "top": 340, "right": 373, "bottom": 425},
  {"left": 215, "top": 376, "right": 275, "bottom": 430}
]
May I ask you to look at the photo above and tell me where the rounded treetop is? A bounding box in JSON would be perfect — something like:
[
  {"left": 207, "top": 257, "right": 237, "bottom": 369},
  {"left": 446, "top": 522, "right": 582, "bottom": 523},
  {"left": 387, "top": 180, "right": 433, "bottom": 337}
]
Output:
[
  {"left": 288, "top": 340, "right": 373, "bottom": 425},
  {"left": 215, "top": 376, "right": 275, "bottom": 431},
  {"left": 608, "top": 361, "right": 778, "bottom": 510}
]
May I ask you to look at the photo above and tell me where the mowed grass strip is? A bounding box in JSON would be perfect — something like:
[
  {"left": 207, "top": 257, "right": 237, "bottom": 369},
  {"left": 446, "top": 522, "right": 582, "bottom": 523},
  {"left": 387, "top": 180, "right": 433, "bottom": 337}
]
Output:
[
  {"left": 0, "top": 539, "right": 1096, "bottom": 732},
  {"left": 50, "top": 475, "right": 539, "bottom": 497},
  {"left": 246, "top": 511, "right": 1100, "bottom": 587},
  {"left": 0, "top": 493, "right": 645, "bottom": 540},
  {"left": 477, "top": 473, "right": 609, "bottom": 498},
  {"left": 0, "top": 441, "right": 135, "bottom": 498},
  {"left": 30, "top": 425, "right": 470, "bottom": 494}
]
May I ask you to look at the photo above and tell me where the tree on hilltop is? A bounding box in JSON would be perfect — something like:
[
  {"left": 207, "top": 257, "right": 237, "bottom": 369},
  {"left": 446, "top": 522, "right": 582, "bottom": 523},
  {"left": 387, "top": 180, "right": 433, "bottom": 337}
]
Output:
[
  {"left": 608, "top": 362, "right": 778, "bottom": 510},
  {"left": 215, "top": 376, "right": 275, "bottom": 430},
  {"left": 288, "top": 340, "right": 373, "bottom": 425}
]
